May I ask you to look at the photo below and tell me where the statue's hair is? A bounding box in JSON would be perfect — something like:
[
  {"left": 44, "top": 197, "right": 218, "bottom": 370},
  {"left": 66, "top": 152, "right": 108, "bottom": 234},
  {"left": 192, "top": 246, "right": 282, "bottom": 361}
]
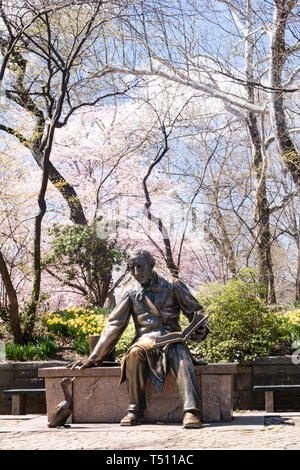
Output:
[{"left": 127, "top": 249, "right": 155, "bottom": 268}]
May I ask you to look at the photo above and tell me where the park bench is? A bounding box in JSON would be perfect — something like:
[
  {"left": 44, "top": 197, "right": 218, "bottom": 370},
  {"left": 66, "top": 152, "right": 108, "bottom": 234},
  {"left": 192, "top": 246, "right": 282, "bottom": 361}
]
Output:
[
  {"left": 254, "top": 385, "right": 300, "bottom": 412},
  {"left": 3, "top": 388, "right": 46, "bottom": 415}
]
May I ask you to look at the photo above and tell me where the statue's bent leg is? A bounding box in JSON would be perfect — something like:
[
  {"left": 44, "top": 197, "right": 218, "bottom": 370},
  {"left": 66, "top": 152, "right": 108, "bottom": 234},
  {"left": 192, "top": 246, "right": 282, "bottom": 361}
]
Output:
[
  {"left": 167, "top": 343, "right": 201, "bottom": 428},
  {"left": 121, "top": 346, "right": 148, "bottom": 425}
]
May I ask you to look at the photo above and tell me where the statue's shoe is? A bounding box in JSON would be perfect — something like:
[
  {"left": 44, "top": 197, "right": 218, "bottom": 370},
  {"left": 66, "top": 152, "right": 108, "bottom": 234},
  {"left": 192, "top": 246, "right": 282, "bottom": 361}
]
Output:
[
  {"left": 120, "top": 412, "right": 142, "bottom": 426},
  {"left": 182, "top": 412, "right": 201, "bottom": 429}
]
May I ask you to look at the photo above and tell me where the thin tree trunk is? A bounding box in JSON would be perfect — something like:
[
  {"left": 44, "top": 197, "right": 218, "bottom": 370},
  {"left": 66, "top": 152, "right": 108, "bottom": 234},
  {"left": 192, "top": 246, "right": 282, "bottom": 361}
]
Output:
[
  {"left": 253, "top": 132, "right": 276, "bottom": 305},
  {"left": 24, "top": 116, "right": 63, "bottom": 340},
  {"left": 142, "top": 127, "right": 179, "bottom": 278},
  {"left": 245, "top": 6, "right": 276, "bottom": 304},
  {"left": 270, "top": 0, "right": 300, "bottom": 188},
  {"left": 215, "top": 204, "right": 237, "bottom": 277},
  {"left": 204, "top": 214, "right": 237, "bottom": 280},
  {"left": 98, "top": 270, "right": 113, "bottom": 308},
  {"left": 0, "top": 251, "right": 23, "bottom": 344},
  {"left": 32, "top": 148, "right": 87, "bottom": 226},
  {"left": 248, "top": 112, "right": 276, "bottom": 304},
  {"left": 23, "top": 151, "right": 50, "bottom": 341}
]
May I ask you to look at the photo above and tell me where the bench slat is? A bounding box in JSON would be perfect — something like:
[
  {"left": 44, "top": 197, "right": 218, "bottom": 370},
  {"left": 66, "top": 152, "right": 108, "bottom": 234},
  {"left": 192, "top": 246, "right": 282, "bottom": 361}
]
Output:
[
  {"left": 4, "top": 389, "right": 45, "bottom": 395},
  {"left": 254, "top": 385, "right": 300, "bottom": 392}
]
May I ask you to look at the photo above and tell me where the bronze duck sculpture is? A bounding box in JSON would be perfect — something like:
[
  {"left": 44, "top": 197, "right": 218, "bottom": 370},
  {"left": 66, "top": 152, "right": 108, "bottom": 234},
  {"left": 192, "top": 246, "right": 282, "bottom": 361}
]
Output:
[{"left": 48, "top": 377, "right": 75, "bottom": 428}]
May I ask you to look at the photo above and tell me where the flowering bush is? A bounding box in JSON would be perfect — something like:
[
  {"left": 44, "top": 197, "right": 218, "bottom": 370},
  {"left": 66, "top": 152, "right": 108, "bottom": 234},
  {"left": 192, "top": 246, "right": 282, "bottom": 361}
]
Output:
[
  {"left": 275, "top": 308, "right": 300, "bottom": 348},
  {"left": 44, "top": 306, "right": 111, "bottom": 340},
  {"left": 44, "top": 305, "right": 137, "bottom": 358},
  {"left": 282, "top": 309, "right": 300, "bottom": 330}
]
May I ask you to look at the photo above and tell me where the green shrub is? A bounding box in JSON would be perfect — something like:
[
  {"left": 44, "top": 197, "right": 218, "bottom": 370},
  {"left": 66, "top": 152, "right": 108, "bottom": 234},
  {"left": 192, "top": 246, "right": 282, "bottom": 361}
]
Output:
[
  {"left": 73, "top": 337, "right": 90, "bottom": 356},
  {"left": 5, "top": 344, "right": 27, "bottom": 361},
  {"left": 34, "top": 336, "right": 57, "bottom": 359},
  {"left": 190, "top": 269, "right": 289, "bottom": 363},
  {"left": 114, "top": 320, "right": 136, "bottom": 358},
  {"left": 5, "top": 335, "right": 57, "bottom": 361},
  {"left": 43, "top": 221, "right": 127, "bottom": 307}
]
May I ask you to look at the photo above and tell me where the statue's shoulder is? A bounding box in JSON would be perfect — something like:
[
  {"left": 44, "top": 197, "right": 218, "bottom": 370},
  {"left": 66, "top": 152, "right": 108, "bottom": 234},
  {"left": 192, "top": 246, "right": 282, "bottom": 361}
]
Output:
[
  {"left": 171, "top": 278, "right": 193, "bottom": 295},
  {"left": 172, "top": 278, "right": 187, "bottom": 288},
  {"left": 122, "top": 283, "right": 141, "bottom": 300},
  {"left": 115, "top": 275, "right": 137, "bottom": 303},
  {"left": 155, "top": 273, "right": 174, "bottom": 290},
  {"left": 153, "top": 273, "right": 189, "bottom": 292}
]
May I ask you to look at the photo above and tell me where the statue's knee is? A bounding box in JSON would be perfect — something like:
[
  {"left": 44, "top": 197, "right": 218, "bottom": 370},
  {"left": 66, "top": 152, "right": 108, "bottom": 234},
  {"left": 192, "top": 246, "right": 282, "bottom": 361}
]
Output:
[{"left": 128, "top": 346, "right": 146, "bottom": 361}]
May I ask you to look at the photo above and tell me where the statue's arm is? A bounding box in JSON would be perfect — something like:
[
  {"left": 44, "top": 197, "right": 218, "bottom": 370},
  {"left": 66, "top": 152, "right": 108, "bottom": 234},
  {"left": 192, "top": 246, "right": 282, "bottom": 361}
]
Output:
[
  {"left": 67, "top": 294, "right": 132, "bottom": 369},
  {"left": 173, "top": 280, "right": 209, "bottom": 340},
  {"left": 89, "top": 294, "right": 131, "bottom": 364}
]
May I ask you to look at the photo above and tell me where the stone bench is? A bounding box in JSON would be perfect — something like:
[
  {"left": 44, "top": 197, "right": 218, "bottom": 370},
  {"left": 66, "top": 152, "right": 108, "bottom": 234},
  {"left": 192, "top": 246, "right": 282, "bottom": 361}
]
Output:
[
  {"left": 3, "top": 389, "right": 46, "bottom": 415},
  {"left": 39, "top": 363, "right": 237, "bottom": 423},
  {"left": 254, "top": 385, "right": 300, "bottom": 412}
]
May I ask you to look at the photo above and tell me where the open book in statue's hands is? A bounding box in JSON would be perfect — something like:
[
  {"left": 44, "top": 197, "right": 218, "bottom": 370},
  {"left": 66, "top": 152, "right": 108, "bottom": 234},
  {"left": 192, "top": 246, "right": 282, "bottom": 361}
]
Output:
[{"left": 152, "top": 313, "right": 209, "bottom": 349}]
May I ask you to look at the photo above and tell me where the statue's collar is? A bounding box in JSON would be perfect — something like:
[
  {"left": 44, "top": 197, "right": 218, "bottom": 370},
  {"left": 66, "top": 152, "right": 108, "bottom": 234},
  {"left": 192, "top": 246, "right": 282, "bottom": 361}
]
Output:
[
  {"left": 140, "top": 271, "right": 159, "bottom": 289},
  {"left": 135, "top": 272, "right": 161, "bottom": 301}
]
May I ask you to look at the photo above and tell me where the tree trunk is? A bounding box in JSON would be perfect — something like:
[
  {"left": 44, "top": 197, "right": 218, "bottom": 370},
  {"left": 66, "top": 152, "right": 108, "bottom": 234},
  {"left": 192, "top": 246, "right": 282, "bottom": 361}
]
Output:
[
  {"left": 0, "top": 251, "right": 23, "bottom": 344},
  {"left": 31, "top": 147, "right": 87, "bottom": 226},
  {"left": 247, "top": 112, "right": 276, "bottom": 304},
  {"left": 215, "top": 204, "right": 237, "bottom": 277},
  {"left": 204, "top": 218, "right": 237, "bottom": 281},
  {"left": 245, "top": 10, "right": 276, "bottom": 304},
  {"left": 248, "top": 113, "right": 276, "bottom": 303},
  {"left": 269, "top": 0, "right": 300, "bottom": 189},
  {"left": 24, "top": 133, "right": 55, "bottom": 340},
  {"left": 93, "top": 269, "right": 113, "bottom": 308},
  {"left": 256, "top": 221, "right": 276, "bottom": 304},
  {"left": 23, "top": 173, "right": 48, "bottom": 342}
]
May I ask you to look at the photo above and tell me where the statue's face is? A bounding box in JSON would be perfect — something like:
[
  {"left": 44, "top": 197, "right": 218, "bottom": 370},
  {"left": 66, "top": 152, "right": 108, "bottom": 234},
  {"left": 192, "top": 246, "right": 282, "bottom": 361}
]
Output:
[{"left": 128, "top": 255, "right": 153, "bottom": 286}]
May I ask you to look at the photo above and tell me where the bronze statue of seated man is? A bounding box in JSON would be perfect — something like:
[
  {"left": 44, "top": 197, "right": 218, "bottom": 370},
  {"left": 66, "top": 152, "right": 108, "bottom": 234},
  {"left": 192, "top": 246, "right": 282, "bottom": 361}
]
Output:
[{"left": 67, "top": 249, "right": 209, "bottom": 428}]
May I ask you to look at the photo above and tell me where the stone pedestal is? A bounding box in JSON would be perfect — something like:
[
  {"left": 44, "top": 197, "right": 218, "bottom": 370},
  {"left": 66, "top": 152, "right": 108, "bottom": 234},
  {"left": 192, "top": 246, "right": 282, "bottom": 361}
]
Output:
[{"left": 39, "top": 363, "right": 237, "bottom": 423}]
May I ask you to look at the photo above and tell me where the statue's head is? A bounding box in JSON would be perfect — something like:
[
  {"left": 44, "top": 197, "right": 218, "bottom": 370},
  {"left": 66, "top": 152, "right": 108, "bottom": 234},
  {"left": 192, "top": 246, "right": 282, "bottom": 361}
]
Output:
[{"left": 127, "top": 249, "right": 155, "bottom": 286}]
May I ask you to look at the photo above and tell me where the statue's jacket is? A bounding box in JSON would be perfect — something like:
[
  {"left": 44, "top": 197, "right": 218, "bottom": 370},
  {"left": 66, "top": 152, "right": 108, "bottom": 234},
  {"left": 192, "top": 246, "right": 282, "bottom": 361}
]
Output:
[{"left": 90, "top": 271, "right": 209, "bottom": 392}]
